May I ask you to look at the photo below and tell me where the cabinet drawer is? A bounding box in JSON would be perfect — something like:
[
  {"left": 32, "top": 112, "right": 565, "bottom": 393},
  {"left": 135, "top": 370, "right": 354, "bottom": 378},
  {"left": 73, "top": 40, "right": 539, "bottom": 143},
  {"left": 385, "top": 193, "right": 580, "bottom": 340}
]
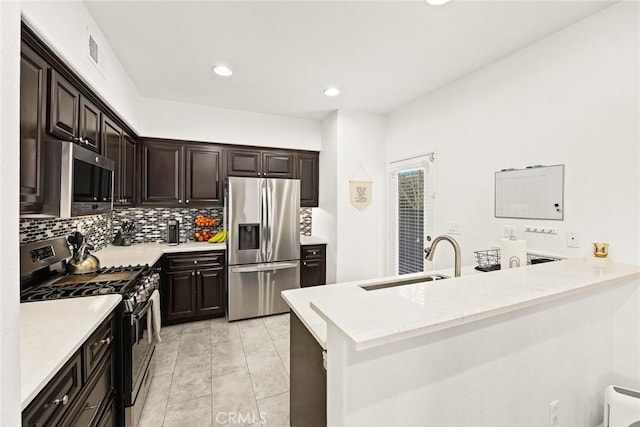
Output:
[
  {"left": 22, "top": 351, "right": 82, "bottom": 427},
  {"left": 166, "top": 252, "right": 224, "bottom": 270},
  {"left": 65, "top": 355, "right": 113, "bottom": 427},
  {"left": 302, "top": 245, "right": 325, "bottom": 260},
  {"left": 82, "top": 316, "right": 114, "bottom": 382}
]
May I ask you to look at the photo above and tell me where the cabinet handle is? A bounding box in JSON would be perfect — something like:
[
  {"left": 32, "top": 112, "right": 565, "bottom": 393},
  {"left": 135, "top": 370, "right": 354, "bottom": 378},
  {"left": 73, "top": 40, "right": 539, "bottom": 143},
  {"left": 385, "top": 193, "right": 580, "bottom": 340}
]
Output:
[
  {"left": 93, "top": 336, "right": 112, "bottom": 347},
  {"left": 178, "top": 199, "right": 182, "bottom": 203},
  {"left": 193, "top": 260, "right": 198, "bottom": 264},
  {"left": 197, "top": 271, "right": 201, "bottom": 276},
  {"left": 192, "top": 272, "right": 195, "bottom": 276},
  {"left": 83, "top": 403, "right": 100, "bottom": 411},
  {"left": 303, "top": 262, "right": 307, "bottom": 266},
  {"left": 186, "top": 199, "right": 190, "bottom": 203},
  {"left": 52, "top": 395, "right": 69, "bottom": 406}
]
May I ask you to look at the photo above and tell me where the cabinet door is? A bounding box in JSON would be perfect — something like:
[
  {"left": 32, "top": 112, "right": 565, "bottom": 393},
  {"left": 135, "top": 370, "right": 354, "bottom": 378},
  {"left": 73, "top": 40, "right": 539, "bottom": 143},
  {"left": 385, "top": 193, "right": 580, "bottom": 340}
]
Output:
[
  {"left": 297, "top": 152, "right": 319, "bottom": 207},
  {"left": 301, "top": 260, "right": 326, "bottom": 287},
  {"left": 48, "top": 70, "right": 79, "bottom": 141},
  {"left": 164, "top": 271, "right": 197, "bottom": 322},
  {"left": 141, "top": 141, "right": 183, "bottom": 205},
  {"left": 185, "top": 145, "right": 223, "bottom": 206},
  {"left": 20, "top": 43, "right": 48, "bottom": 214},
  {"left": 22, "top": 351, "right": 83, "bottom": 427},
  {"left": 102, "top": 117, "right": 123, "bottom": 201},
  {"left": 263, "top": 151, "right": 295, "bottom": 178},
  {"left": 227, "top": 149, "right": 261, "bottom": 177},
  {"left": 121, "top": 135, "right": 136, "bottom": 204},
  {"left": 78, "top": 96, "right": 101, "bottom": 153},
  {"left": 196, "top": 267, "right": 225, "bottom": 316}
]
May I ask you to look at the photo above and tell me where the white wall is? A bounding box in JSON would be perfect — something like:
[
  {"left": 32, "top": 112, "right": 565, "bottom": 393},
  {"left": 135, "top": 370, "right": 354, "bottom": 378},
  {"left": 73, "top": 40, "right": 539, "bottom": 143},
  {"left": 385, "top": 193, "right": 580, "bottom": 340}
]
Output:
[
  {"left": 21, "top": 0, "right": 143, "bottom": 132},
  {"left": 0, "top": 1, "right": 22, "bottom": 424},
  {"left": 385, "top": 2, "right": 640, "bottom": 267},
  {"left": 139, "top": 98, "right": 321, "bottom": 150},
  {"left": 335, "top": 111, "right": 387, "bottom": 282},
  {"left": 314, "top": 111, "right": 387, "bottom": 284},
  {"left": 326, "top": 276, "right": 640, "bottom": 426},
  {"left": 314, "top": 112, "right": 339, "bottom": 284}
]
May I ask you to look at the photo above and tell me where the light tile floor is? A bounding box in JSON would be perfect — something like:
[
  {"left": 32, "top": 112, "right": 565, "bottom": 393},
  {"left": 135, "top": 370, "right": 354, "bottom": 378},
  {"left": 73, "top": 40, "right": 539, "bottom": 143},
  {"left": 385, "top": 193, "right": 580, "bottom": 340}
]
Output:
[{"left": 139, "top": 314, "right": 291, "bottom": 427}]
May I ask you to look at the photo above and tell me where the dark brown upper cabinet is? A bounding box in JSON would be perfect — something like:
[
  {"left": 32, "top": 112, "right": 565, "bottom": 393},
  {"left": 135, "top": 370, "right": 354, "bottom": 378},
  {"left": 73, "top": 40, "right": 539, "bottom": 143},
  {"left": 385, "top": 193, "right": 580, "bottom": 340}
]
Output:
[
  {"left": 226, "top": 149, "right": 261, "bottom": 177},
  {"left": 79, "top": 96, "right": 102, "bottom": 152},
  {"left": 122, "top": 135, "right": 136, "bottom": 204},
  {"left": 48, "top": 69, "right": 104, "bottom": 153},
  {"left": 297, "top": 152, "right": 319, "bottom": 207},
  {"left": 142, "top": 140, "right": 224, "bottom": 207},
  {"left": 20, "top": 43, "right": 48, "bottom": 214},
  {"left": 141, "top": 140, "right": 183, "bottom": 206},
  {"left": 102, "top": 116, "right": 136, "bottom": 205},
  {"left": 227, "top": 149, "right": 295, "bottom": 178},
  {"left": 48, "top": 69, "right": 80, "bottom": 141},
  {"left": 185, "top": 145, "right": 224, "bottom": 206}
]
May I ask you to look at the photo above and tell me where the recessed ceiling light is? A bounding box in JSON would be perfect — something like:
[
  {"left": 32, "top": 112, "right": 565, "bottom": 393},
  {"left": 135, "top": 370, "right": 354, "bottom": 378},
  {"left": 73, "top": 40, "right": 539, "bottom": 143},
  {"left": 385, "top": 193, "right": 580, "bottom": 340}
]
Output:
[
  {"left": 425, "top": 0, "right": 451, "bottom": 5},
  {"left": 212, "top": 65, "right": 233, "bottom": 77},
  {"left": 324, "top": 87, "right": 340, "bottom": 97}
]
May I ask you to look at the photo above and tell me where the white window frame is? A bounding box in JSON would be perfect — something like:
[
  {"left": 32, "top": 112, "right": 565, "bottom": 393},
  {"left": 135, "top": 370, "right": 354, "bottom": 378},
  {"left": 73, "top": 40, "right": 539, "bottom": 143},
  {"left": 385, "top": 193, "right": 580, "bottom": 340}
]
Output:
[{"left": 387, "top": 153, "right": 436, "bottom": 276}]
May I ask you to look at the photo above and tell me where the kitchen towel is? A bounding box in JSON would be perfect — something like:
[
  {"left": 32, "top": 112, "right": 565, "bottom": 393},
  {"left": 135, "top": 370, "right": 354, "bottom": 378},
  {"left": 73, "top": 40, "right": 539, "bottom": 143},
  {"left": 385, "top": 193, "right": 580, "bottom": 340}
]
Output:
[
  {"left": 500, "top": 238, "right": 527, "bottom": 269},
  {"left": 148, "top": 290, "right": 162, "bottom": 344}
]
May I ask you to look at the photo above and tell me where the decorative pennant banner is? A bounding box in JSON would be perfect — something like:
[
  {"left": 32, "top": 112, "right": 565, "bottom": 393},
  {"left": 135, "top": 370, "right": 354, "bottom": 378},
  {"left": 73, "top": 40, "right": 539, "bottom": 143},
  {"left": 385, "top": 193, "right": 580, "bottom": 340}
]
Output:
[{"left": 349, "top": 180, "right": 372, "bottom": 211}]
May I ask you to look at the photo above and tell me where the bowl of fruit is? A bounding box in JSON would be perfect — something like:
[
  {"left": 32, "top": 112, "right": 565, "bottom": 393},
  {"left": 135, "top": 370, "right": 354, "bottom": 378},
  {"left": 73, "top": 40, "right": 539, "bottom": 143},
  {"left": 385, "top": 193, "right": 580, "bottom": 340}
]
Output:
[
  {"left": 194, "top": 215, "right": 217, "bottom": 227},
  {"left": 194, "top": 230, "right": 227, "bottom": 243}
]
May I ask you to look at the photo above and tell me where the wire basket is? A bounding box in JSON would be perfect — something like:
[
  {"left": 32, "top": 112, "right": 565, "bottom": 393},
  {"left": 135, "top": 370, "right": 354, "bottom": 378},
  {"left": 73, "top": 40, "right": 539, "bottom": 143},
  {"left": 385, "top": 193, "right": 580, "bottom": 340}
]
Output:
[
  {"left": 475, "top": 249, "right": 563, "bottom": 269},
  {"left": 474, "top": 249, "right": 501, "bottom": 268}
]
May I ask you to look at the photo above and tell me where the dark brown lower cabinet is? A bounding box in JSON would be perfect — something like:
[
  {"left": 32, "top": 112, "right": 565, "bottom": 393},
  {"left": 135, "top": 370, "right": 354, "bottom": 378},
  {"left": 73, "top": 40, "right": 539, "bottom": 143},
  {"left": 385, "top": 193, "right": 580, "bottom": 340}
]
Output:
[
  {"left": 301, "top": 245, "right": 326, "bottom": 287},
  {"left": 22, "top": 314, "right": 116, "bottom": 427},
  {"left": 290, "top": 312, "right": 326, "bottom": 427},
  {"left": 162, "top": 251, "right": 226, "bottom": 325}
]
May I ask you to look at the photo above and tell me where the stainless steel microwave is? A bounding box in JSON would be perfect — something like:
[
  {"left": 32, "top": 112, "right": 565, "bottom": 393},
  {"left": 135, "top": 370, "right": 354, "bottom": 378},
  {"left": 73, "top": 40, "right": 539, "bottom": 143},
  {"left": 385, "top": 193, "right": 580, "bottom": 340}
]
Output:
[{"left": 36, "top": 141, "right": 115, "bottom": 217}]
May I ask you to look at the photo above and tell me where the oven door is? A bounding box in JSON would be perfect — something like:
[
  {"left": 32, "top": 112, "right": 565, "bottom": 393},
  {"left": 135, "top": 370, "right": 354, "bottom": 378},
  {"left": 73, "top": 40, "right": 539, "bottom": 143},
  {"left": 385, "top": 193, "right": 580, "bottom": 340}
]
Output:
[{"left": 130, "top": 299, "right": 154, "bottom": 402}]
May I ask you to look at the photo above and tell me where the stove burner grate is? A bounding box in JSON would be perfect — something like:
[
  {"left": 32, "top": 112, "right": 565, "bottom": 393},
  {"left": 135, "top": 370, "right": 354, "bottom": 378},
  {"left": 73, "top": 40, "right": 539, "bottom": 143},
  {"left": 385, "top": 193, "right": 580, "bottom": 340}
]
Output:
[{"left": 20, "top": 265, "right": 150, "bottom": 303}]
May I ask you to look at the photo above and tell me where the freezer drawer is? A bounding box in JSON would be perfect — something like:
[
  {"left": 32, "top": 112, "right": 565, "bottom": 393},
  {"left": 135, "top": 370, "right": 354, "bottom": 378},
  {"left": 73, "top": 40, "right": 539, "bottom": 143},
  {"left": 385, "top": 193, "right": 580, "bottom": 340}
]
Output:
[{"left": 228, "top": 261, "right": 300, "bottom": 321}]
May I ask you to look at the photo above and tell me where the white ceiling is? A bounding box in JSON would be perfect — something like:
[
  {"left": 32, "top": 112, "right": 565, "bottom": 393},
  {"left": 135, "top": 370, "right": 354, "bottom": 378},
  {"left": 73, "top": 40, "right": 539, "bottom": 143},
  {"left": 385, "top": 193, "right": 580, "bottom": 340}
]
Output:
[{"left": 84, "top": 0, "right": 614, "bottom": 120}]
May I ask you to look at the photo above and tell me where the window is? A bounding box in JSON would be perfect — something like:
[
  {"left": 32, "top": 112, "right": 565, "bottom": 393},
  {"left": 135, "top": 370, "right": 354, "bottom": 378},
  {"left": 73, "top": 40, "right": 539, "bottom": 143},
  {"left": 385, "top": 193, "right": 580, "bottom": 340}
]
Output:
[{"left": 388, "top": 154, "right": 435, "bottom": 275}]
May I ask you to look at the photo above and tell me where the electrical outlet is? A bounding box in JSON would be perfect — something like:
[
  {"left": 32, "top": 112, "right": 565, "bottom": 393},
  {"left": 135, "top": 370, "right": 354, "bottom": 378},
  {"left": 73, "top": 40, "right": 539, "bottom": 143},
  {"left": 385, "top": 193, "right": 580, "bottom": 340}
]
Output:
[
  {"left": 503, "top": 226, "right": 515, "bottom": 238},
  {"left": 549, "top": 400, "right": 559, "bottom": 427},
  {"left": 446, "top": 222, "right": 461, "bottom": 235},
  {"left": 567, "top": 232, "right": 580, "bottom": 248}
]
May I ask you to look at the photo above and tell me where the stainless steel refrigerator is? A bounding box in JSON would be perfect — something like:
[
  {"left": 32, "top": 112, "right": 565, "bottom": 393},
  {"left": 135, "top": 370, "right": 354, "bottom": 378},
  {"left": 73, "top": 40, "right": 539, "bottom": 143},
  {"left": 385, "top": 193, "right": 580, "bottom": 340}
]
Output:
[{"left": 226, "top": 177, "right": 301, "bottom": 321}]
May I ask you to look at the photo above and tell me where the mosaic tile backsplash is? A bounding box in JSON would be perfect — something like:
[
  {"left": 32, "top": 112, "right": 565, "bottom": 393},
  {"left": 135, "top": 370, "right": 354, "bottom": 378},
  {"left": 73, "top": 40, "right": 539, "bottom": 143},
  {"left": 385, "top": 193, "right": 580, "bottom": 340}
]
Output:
[
  {"left": 20, "top": 207, "right": 313, "bottom": 247},
  {"left": 20, "top": 214, "right": 113, "bottom": 250},
  {"left": 112, "top": 207, "right": 224, "bottom": 243}
]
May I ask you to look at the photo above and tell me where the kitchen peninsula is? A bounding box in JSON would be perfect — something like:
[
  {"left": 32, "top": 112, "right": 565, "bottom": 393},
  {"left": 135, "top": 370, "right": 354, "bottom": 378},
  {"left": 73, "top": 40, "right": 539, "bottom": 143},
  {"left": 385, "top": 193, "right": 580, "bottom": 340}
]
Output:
[{"left": 283, "top": 258, "right": 640, "bottom": 426}]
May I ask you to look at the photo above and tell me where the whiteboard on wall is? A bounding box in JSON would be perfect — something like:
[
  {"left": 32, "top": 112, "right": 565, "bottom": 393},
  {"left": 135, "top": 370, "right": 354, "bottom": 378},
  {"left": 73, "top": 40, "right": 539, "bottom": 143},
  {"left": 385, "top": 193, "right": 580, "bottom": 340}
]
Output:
[{"left": 495, "top": 165, "right": 564, "bottom": 220}]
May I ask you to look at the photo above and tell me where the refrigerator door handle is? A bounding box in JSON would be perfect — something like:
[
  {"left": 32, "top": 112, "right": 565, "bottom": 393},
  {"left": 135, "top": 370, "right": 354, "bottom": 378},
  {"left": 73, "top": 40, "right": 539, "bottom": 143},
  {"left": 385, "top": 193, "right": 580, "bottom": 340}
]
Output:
[
  {"left": 261, "top": 180, "right": 268, "bottom": 261},
  {"left": 230, "top": 262, "right": 299, "bottom": 273},
  {"left": 266, "top": 180, "right": 273, "bottom": 260}
]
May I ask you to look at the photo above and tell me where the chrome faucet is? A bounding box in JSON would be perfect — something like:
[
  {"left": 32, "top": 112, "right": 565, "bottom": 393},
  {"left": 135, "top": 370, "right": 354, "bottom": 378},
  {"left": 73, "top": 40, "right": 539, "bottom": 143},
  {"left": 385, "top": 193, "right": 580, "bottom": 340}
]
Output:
[{"left": 424, "top": 235, "right": 462, "bottom": 277}]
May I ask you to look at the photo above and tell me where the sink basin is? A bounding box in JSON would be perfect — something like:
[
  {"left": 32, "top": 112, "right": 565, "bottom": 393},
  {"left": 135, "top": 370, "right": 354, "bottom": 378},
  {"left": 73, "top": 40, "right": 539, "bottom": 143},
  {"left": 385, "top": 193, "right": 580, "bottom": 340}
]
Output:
[{"left": 360, "top": 274, "right": 450, "bottom": 291}]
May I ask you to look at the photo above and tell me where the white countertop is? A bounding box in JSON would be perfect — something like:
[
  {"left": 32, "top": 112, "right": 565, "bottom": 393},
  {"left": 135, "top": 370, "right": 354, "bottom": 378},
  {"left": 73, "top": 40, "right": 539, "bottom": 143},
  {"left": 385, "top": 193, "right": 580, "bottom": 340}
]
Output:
[
  {"left": 300, "top": 235, "right": 327, "bottom": 245},
  {"left": 93, "top": 241, "right": 227, "bottom": 267},
  {"left": 20, "top": 295, "right": 122, "bottom": 410},
  {"left": 282, "top": 265, "right": 479, "bottom": 349},
  {"left": 282, "top": 257, "right": 640, "bottom": 350},
  {"left": 304, "top": 258, "right": 639, "bottom": 351}
]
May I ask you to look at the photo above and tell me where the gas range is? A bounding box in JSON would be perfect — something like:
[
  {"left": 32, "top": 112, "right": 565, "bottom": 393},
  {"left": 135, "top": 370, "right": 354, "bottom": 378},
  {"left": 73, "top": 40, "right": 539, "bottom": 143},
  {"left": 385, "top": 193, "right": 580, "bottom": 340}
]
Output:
[
  {"left": 20, "top": 264, "right": 159, "bottom": 312},
  {"left": 20, "top": 236, "right": 161, "bottom": 427}
]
